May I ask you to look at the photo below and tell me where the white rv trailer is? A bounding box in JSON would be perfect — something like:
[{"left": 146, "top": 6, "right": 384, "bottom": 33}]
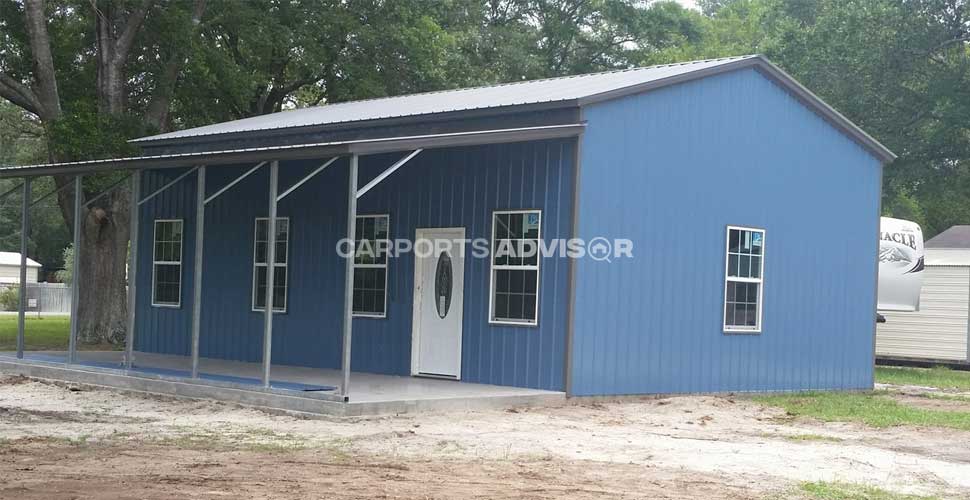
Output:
[
  {"left": 876, "top": 223, "right": 970, "bottom": 366},
  {"left": 877, "top": 217, "right": 924, "bottom": 312}
]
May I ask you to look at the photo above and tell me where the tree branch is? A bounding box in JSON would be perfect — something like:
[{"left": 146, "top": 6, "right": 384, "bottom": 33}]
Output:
[
  {"left": 144, "top": 0, "right": 207, "bottom": 130},
  {"left": 0, "top": 74, "right": 43, "bottom": 116},
  {"left": 23, "top": 0, "right": 61, "bottom": 120},
  {"left": 112, "top": 0, "right": 156, "bottom": 68}
]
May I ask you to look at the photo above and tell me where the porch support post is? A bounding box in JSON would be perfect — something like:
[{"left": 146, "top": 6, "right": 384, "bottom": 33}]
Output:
[
  {"left": 68, "top": 175, "right": 83, "bottom": 364},
  {"left": 190, "top": 166, "right": 206, "bottom": 378},
  {"left": 261, "top": 161, "right": 279, "bottom": 388},
  {"left": 124, "top": 172, "right": 141, "bottom": 370},
  {"left": 340, "top": 154, "right": 358, "bottom": 400},
  {"left": 16, "top": 178, "right": 31, "bottom": 359}
]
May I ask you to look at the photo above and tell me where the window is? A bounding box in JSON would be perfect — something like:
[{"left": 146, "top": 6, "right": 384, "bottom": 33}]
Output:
[
  {"left": 490, "top": 210, "right": 541, "bottom": 325},
  {"left": 723, "top": 226, "right": 765, "bottom": 332},
  {"left": 252, "top": 217, "right": 289, "bottom": 312},
  {"left": 353, "top": 215, "right": 389, "bottom": 317},
  {"left": 152, "top": 219, "right": 183, "bottom": 307}
]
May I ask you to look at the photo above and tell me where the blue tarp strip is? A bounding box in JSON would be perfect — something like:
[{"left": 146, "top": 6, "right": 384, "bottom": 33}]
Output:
[{"left": 15, "top": 353, "right": 335, "bottom": 392}]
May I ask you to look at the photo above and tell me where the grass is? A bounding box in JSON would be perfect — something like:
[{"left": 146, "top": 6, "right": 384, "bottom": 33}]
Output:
[
  {"left": 875, "top": 366, "right": 970, "bottom": 391},
  {"left": 781, "top": 433, "right": 843, "bottom": 443},
  {"left": 0, "top": 315, "right": 114, "bottom": 351},
  {"left": 754, "top": 391, "right": 970, "bottom": 431},
  {"left": 799, "top": 481, "right": 938, "bottom": 500}
]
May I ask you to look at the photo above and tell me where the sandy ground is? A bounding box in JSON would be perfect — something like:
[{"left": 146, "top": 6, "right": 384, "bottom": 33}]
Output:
[{"left": 1, "top": 376, "right": 969, "bottom": 499}]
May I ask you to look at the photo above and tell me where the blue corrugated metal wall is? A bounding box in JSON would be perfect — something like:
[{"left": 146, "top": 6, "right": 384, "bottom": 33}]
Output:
[
  {"left": 570, "top": 67, "right": 882, "bottom": 396},
  {"left": 135, "top": 139, "right": 573, "bottom": 391}
]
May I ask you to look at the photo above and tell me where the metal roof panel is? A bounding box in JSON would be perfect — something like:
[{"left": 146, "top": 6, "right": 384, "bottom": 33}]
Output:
[{"left": 134, "top": 56, "right": 756, "bottom": 143}]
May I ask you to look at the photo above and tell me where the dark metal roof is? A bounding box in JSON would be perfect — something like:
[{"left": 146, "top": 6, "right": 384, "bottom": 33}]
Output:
[{"left": 926, "top": 226, "right": 970, "bottom": 248}]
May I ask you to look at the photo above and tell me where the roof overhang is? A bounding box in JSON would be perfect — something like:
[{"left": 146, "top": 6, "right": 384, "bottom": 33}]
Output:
[{"left": 0, "top": 123, "right": 584, "bottom": 178}]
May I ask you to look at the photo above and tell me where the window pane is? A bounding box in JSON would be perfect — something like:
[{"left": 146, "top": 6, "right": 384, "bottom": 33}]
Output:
[
  {"left": 750, "top": 256, "right": 761, "bottom": 278},
  {"left": 728, "top": 254, "right": 738, "bottom": 277},
  {"left": 744, "top": 304, "right": 757, "bottom": 326},
  {"left": 739, "top": 255, "right": 751, "bottom": 278},
  {"left": 275, "top": 241, "right": 287, "bottom": 264},
  {"left": 255, "top": 242, "right": 267, "bottom": 264},
  {"left": 751, "top": 231, "right": 763, "bottom": 254},
  {"left": 747, "top": 283, "right": 759, "bottom": 303},
  {"left": 729, "top": 229, "right": 741, "bottom": 252},
  {"left": 494, "top": 293, "right": 509, "bottom": 319}
]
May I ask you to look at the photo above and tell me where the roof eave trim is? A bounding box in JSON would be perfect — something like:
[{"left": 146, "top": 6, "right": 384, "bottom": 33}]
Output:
[
  {"left": 0, "top": 123, "right": 585, "bottom": 178},
  {"left": 577, "top": 55, "right": 897, "bottom": 164},
  {"left": 130, "top": 99, "right": 582, "bottom": 146}
]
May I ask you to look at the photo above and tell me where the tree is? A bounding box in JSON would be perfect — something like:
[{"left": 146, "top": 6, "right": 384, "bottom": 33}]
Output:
[
  {"left": 0, "top": 101, "right": 69, "bottom": 277},
  {"left": 0, "top": 0, "right": 207, "bottom": 344}
]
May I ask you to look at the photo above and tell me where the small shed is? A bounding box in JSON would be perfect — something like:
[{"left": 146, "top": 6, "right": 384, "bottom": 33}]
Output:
[
  {"left": 0, "top": 252, "right": 41, "bottom": 284},
  {"left": 877, "top": 226, "right": 970, "bottom": 365}
]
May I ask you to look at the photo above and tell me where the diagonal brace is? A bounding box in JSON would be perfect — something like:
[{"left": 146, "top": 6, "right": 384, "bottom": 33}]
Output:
[
  {"left": 138, "top": 167, "right": 199, "bottom": 206},
  {"left": 356, "top": 149, "right": 422, "bottom": 199},
  {"left": 205, "top": 161, "right": 266, "bottom": 205},
  {"left": 277, "top": 157, "right": 339, "bottom": 202}
]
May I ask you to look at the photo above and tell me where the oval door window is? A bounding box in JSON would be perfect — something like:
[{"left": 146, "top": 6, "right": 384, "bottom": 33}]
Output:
[{"left": 434, "top": 251, "right": 453, "bottom": 319}]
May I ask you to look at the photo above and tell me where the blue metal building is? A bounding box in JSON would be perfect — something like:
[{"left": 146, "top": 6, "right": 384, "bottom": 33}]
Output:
[{"left": 0, "top": 55, "right": 893, "bottom": 400}]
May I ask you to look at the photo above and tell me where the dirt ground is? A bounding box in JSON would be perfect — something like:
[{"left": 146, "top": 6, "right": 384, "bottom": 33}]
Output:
[{"left": 1, "top": 375, "right": 969, "bottom": 499}]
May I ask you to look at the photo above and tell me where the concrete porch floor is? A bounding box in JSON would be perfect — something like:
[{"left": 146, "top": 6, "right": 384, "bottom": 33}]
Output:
[{"left": 0, "top": 350, "right": 565, "bottom": 416}]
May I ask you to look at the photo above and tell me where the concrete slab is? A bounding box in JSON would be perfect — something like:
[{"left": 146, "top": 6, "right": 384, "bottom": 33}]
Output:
[{"left": 0, "top": 351, "right": 564, "bottom": 416}]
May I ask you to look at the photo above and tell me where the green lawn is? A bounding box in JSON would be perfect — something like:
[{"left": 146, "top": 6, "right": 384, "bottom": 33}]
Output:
[
  {"left": 799, "top": 481, "right": 938, "bottom": 500},
  {"left": 754, "top": 391, "right": 970, "bottom": 431},
  {"left": 0, "top": 316, "right": 114, "bottom": 351},
  {"left": 875, "top": 366, "right": 970, "bottom": 391}
]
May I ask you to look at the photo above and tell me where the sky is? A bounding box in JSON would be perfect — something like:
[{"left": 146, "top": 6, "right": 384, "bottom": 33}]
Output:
[{"left": 676, "top": 0, "right": 700, "bottom": 10}]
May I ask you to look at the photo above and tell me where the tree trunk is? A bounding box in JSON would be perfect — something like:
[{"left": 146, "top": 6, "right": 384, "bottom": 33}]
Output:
[{"left": 75, "top": 187, "right": 131, "bottom": 345}]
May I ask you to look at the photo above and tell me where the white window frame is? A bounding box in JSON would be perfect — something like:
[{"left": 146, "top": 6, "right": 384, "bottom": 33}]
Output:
[
  {"left": 723, "top": 225, "right": 765, "bottom": 333},
  {"left": 488, "top": 209, "right": 541, "bottom": 326},
  {"left": 251, "top": 217, "right": 290, "bottom": 313},
  {"left": 151, "top": 219, "right": 183, "bottom": 308},
  {"left": 352, "top": 214, "right": 390, "bottom": 319}
]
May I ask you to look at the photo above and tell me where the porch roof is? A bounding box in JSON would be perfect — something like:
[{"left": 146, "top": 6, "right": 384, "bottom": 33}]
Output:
[{"left": 0, "top": 123, "right": 584, "bottom": 178}]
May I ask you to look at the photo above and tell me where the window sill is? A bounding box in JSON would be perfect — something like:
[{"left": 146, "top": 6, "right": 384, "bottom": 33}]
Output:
[
  {"left": 723, "top": 328, "right": 761, "bottom": 335},
  {"left": 353, "top": 313, "right": 387, "bottom": 319},
  {"left": 252, "top": 309, "right": 288, "bottom": 314},
  {"left": 151, "top": 303, "right": 181, "bottom": 309},
  {"left": 489, "top": 319, "right": 539, "bottom": 328}
]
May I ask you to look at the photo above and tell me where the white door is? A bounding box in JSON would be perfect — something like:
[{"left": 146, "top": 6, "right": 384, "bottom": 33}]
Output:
[{"left": 412, "top": 228, "right": 465, "bottom": 379}]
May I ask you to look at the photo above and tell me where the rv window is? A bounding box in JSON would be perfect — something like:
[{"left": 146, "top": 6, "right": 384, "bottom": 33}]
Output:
[
  {"left": 152, "top": 219, "right": 183, "bottom": 307},
  {"left": 489, "top": 210, "right": 541, "bottom": 325},
  {"left": 252, "top": 217, "right": 289, "bottom": 312},
  {"left": 723, "top": 226, "right": 764, "bottom": 332},
  {"left": 353, "top": 215, "right": 389, "bottom": 317}
]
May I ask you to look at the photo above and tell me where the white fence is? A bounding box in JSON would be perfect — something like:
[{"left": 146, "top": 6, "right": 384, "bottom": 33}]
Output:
[{"left": 0, "top": 283, "right": 71, "bottom": 314}]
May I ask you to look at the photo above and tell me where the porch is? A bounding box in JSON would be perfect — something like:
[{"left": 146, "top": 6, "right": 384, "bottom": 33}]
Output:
[
  {"left": 0, "top": 350, "right": 564, "bottom": 416},
  {"left": 0, "top": 115, "right": 581, "bottom": 411}
]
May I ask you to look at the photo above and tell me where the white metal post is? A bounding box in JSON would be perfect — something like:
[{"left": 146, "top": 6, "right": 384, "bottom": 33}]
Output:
[
  {"left": 16, "top": 178, "right": 31, "bottom": 359},
  {"left": 191, "top": 166, "right": 206, "bottom": 378},
  {"left": 124, "top": 173, "right": 141, "bottom": 370},
  {"left": 340, "top": 154, "right": 358, "bottom": 400},
  {"left": 68, "top": 175, "right": 83, "bottom": 364},
  {"left": 261, "top": 161, "right": 279, "bottom": 388}
]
